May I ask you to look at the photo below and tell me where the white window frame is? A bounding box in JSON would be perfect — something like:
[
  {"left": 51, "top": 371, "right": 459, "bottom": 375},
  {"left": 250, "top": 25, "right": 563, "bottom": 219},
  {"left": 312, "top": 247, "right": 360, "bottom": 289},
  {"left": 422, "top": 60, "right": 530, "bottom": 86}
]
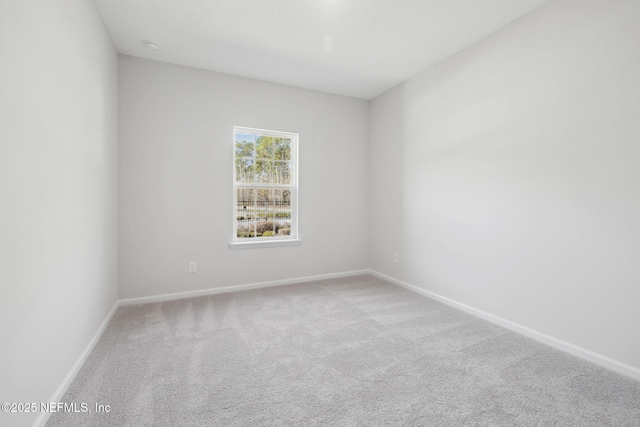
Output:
[{"left": 229, "top": 126, "right": 301, "bottom": 249}]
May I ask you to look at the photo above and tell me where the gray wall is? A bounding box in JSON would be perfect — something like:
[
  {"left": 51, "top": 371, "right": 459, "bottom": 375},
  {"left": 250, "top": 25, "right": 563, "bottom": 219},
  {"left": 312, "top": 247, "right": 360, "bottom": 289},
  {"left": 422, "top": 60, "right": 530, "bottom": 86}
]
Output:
[
  {"left": 0, "top": 1, "right": 119, "bottom": 426},
  {"left": 118, "top": 56, "right": 369, "bottom": 299},
  {"left": 369, "top": 0, "right": 640, "bottom": 371}
]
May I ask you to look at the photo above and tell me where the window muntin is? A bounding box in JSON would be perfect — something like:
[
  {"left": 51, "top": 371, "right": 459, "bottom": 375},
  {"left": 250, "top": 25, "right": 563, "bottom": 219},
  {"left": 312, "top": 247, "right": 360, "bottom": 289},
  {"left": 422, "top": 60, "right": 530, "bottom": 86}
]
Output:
[{"left": 233, "top": 127, "right": 298, "bottom": 242}]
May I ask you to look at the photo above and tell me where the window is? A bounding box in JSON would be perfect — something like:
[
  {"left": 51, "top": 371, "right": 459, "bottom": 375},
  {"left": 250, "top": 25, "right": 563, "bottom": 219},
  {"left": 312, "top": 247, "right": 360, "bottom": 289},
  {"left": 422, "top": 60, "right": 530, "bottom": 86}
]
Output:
[{"left": 230, "top": 126, "right": 300, "bottom": 249}]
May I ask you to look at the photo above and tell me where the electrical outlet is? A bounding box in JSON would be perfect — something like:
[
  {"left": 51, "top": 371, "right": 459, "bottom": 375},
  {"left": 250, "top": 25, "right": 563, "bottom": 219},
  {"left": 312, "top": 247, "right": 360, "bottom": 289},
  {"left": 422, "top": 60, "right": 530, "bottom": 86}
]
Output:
[
  {"left": 188, "top": 262, "right": 197, "bottom": 273},
  {"left": 393, "top": 254, "right": 399, "bottom": 264}
]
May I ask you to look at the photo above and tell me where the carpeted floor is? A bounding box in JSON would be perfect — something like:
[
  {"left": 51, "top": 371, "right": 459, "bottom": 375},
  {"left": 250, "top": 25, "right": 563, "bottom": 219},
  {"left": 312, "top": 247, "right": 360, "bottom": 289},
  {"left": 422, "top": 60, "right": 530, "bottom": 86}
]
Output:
[{"left": 47, "top": 274, "right": 640, "bottom": 426}]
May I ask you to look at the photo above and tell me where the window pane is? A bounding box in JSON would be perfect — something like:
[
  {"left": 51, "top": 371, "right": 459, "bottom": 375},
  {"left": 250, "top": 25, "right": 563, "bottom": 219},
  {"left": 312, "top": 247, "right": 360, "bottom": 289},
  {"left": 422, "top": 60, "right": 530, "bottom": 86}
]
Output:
[
  {"left": 256, "top": 217, "right": 276, "bottom": 236},
  {"left": 256, "top": 188, "right": 271, "bottom": 218},
  {"left": 274, "top": 161, "right": 291, "bottom": 185},
  {"left": 256, "top": 160, "right": 273, "bottom": 184},
  {"left": 256, "top": 189, "right": 275, "bottom": 236},
  {"left": 273, "top": 189, "right": 291, "bottom": 236},
  {"left": 236, "top": 133, "right": 255, "bottom": 143},
  {"left": 260, "top": 210, "right": 277, "bottom": 236},
  {"left": 277, "top": 226, "right": 291, "bottom": 236},
  {"left": 235, "top": 158, "right": 255, "bottom": 183},
  {"left": 275, "top": 138, "right": 291, "bottom": 161},
  {"left": 235, "top": 140, "right": 254, "bottom": 158},
  {"left": 236, "top": 188, "right": 255, "bottom": 238},
  {"left": 256, "top": 136, "right": 275, "bottom": 159}
]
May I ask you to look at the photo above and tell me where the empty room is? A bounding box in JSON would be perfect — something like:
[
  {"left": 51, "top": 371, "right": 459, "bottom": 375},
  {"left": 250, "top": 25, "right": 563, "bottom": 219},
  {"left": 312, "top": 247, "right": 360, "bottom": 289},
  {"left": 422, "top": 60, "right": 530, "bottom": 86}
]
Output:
[{"left": 1, "top": 0, "right": 639, "bottom": 426}]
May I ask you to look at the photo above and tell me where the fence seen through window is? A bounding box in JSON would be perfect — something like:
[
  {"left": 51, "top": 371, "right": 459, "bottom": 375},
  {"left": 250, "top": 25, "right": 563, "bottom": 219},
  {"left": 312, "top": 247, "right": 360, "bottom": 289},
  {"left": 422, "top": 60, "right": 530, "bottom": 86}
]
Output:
[{"left": 236, "top": 188, "right": 291, "bottom": 238}]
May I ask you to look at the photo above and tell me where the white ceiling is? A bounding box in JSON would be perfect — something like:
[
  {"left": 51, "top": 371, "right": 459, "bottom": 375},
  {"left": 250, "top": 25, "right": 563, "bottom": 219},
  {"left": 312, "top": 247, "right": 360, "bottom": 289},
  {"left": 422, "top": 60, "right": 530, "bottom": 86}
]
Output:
[{"left": 95, "top": 0, "right": 552, "bottom": 100}]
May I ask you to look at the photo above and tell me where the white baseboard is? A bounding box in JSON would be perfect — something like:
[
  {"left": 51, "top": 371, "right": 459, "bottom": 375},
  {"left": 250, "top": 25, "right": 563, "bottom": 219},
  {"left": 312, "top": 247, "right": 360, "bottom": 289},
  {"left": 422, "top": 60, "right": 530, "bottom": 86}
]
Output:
[
  {"left": 33, "top": 300, "right": 120, "bottom": 427},
  {"left": 119, "top": 269, "right": 371, "bottom": 306},
  {"left": 369, "top": 269, "right": 640, "bottom": 382}
]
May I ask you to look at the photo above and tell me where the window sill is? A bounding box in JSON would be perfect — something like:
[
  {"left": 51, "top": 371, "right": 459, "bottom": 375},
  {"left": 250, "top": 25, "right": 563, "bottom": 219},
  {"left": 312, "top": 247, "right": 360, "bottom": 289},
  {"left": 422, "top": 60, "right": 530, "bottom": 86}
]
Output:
[{"left": 229, "top": 239, "right": 302, "bottom": 250}]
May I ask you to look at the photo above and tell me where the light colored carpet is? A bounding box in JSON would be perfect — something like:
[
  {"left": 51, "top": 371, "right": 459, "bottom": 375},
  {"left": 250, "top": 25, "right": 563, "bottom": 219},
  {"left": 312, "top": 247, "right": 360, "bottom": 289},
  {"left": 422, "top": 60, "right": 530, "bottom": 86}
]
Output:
[{"left": 47, "top": 274, "right": 640, "bottom": 426}]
